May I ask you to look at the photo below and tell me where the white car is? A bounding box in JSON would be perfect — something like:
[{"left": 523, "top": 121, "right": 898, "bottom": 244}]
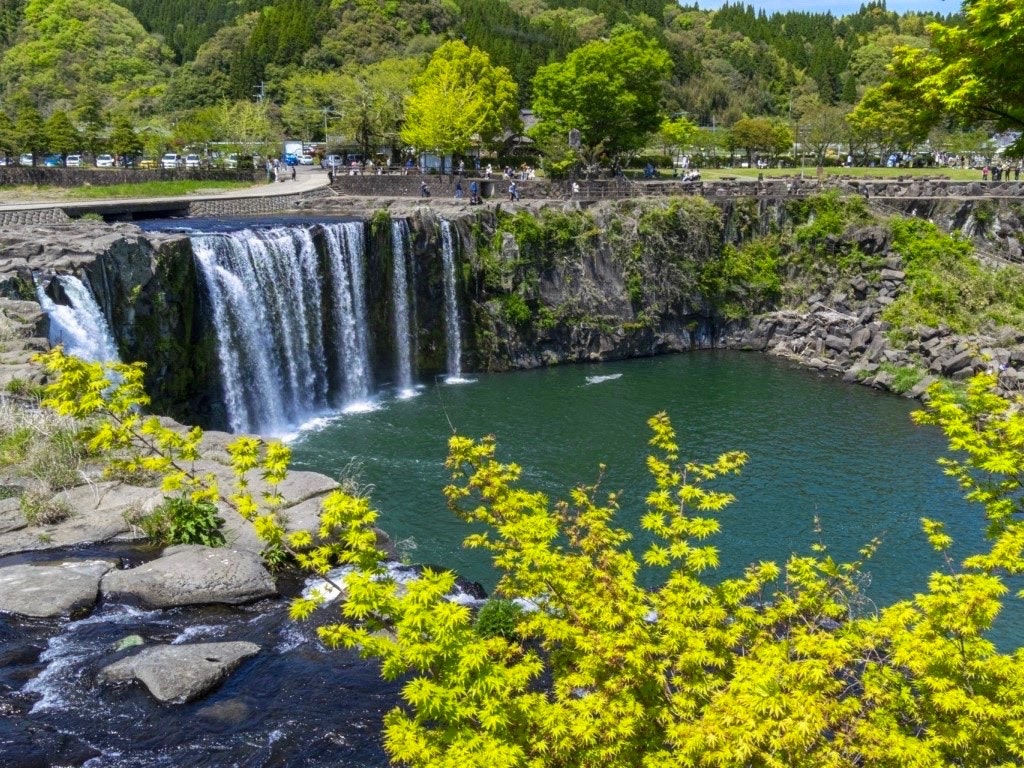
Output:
[
  {"left": 161, "top": 152, "right": 181, "bottom": 169},
  {"left": 66, "top": 154, "right": 82, "bottom": 167},
  {"left": 185, "top": 154, "right": 201, "bottom": 169},
  {"left": 95, "top": 154, "right": 115, "bottom": 168},
  {"left": 19, "top": 153, "right": 33, "bottom": 166},
  {"left": 299, "top": 153, "right": 313, "bottom": 165}
]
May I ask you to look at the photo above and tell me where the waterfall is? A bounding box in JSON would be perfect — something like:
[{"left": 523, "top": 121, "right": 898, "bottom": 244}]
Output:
[
  {"left": 192, "top": 226, "right": 331, "bottom": 435},
  {"left": 440, "top": 220, "right": 463, "bottom": 381},
  {"left": 322, "top": 222, "right": 373, "bottom": 408},
  {"left": 35, "top": 275, "right": 120, "bottom": 362},
  {"left": 390, "top": 219, "right": 416, "bottom": 397}
]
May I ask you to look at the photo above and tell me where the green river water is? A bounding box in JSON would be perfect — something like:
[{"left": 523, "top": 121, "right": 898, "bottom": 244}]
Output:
[{"left": 288, "top": 351, "right": 1022, "bottom": 642}]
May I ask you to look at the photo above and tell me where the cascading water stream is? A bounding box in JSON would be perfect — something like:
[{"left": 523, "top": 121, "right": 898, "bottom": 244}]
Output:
[
  {"left": 440, "top": 220, "right": 463, "bottom": 382},
  {"left": 322, "top": 222, "right": 373, "bottom": 409},
  {"left": 35, "top": 274, "right": 120, "bottom": 362},
  {"left": 390, "top": 219, "right": 416, "bottom": 397},
  {"left": 192, "top": 226, "right": 332, "bottom": 435}
]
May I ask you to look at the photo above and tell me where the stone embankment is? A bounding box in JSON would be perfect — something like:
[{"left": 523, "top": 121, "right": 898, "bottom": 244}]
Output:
[{"left": 725, "top": 246, "right": 1024, "bottom": 399}]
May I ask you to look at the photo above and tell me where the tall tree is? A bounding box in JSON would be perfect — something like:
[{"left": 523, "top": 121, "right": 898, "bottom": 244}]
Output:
[
  {"left": 530, "top": 26, "right": 672, "bottom": 164},
  {"left": 0, "top": 111, "right": 15, "bottom": 159},
  {"left": 108, "top": 115, "right": 143, "bottom": 160},
  {"left": 401, "top": 41, "right": 518, "bottom": 172},
  {"left": 44, "top": 110, "right": 81, "bottom": 160},
  {"left": 73, "top": 93, "right": 107, "bottom": 157},
  {"left": 848, "top": 84, "right": 934, "bottom": 164},
  {"left": 728, "top": 116, "right": 792, "bottom": 165},
  {"left": 13, "top": 101, "right": 46, "bottom": 163},
  {"left": 883, "top": 0, "right": 1024, "bottom": 153}
]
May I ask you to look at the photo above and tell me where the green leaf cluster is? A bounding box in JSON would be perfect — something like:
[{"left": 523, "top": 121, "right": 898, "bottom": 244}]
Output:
[
  {"left": 301, "top": 377, "right": 1024, "bottom": 767},
  {"left": 33, "top": 347, "right": 297, "bottom": 565},
  {"left": 882, "top": 217, "right": 1024, "bottom": 335}
]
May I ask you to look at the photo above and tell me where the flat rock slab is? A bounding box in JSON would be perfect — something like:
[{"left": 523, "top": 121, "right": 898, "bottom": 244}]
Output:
[
  {"left": 0, "top": 559, "right": 113, "bottom": 617},
  {"left": 98, "top": 641, "right": 260, "bottom": 703},
  {"left": 101, "top": 544, "right": 276, "bottom": 607},
  {"left": 0, "top": 482, "right": 162, "bottom": 556}
]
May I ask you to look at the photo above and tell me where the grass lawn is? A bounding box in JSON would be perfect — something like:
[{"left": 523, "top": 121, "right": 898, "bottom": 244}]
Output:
[
  {"left": 66, "top": 179, "right": 255, "bottom": 199},
  {"left": 0, "top": 179, "right": 257, "bottom": 203}
]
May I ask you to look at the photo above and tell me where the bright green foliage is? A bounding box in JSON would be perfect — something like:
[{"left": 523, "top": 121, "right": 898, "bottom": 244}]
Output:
[
  {"left": 0, "top": 0, "right": 173, "bottom": 115},
  {"left": 848, "top": 83, "right": 936, "bottom": 162},
  {"left": 301, "top": 382, "right": 1024, "bottom": 767},
  {"left": 12, "top": 100, "right": 46, "bottom": 160},
  {"left": 884, "top": 0, "right": 1024, "bottom": 153},
  {"left": 727, "top": 116, "right": 792, "bottom": 164},
  {"left": 136, "top": 495, "right": 226, "bottom": 547},
  {"left": 109, "top": 115, "right": 144, "bottom": 159},
  {"left": 882, "top": 217, "right": 1024, "bottom": 335},
  {"left": 33, "top": 347, "right": 295, "bottom": 564},
  {"left": 530, "top": 26, "right": 672, "bottom": 162},
  {"left": 43, "top": 110, "right": 80, "bottom": 158},
  {"left": 401, "top": 40, "right": 519, "bottom": 163},
  {"left": 699, "top": 237, "right": 783, "bottom": 319}
]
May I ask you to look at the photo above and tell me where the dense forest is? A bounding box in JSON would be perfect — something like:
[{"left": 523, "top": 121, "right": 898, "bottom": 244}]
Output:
[{"left": 0, "top": 0, "right": 968, "bottom": 162}]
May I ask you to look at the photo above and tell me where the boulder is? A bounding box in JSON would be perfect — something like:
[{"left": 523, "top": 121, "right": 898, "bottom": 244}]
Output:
[
  {"left": 0, "top": 560, "right": 113, "bottom": 618},
  {"left": 101, "top": 545, "right": 276, "bottom": 608},
  {"left": 940, "top": 350, "right": 975, "bottom": 375},
  {"left": 98, "top": 641, "right": 260, "bottom": 703}
]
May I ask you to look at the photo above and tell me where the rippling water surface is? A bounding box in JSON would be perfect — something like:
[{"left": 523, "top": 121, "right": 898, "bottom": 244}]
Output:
[{"left": 291, "top": 351, "right": 1021, "bottom": 629}]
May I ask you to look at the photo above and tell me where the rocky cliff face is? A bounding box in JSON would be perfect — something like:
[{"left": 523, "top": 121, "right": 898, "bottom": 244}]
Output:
[{"left": 7, "top": 194, "right": 1024, "bottom": 431}]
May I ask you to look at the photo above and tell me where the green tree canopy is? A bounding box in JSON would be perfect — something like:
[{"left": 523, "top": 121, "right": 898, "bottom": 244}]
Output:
[
  {"left": 108, "top": 115, "right": 143, "bottom": 159},
  {"left": 13, "top": 100, "right": 46, "bottom": 160},
  {"left": 882, "top": 0, "right": 1024, "bottom": 154},
  {"left": 530, "top": 26, "right": 672, "bottom": 163},
  {"left": 728, "top": 115, "right": 792, "bottom": 163},
  {"left": 848, "top": 83, "right": 936, "bottom": 164},
  {"left": 400, "top": 40, "right": 519, "bottom": 167},
  {"left": 0, "top": 0, "right": 173, "bottom": 116},
  {"left": 293, "top": 375, "right": 1024, "bottom": 768},
  {"left": 43, "top": 109, "right": 81, "bottom": 158}
]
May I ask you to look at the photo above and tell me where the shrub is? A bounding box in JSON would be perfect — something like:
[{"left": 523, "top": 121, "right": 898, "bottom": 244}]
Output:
[
  {"left": 134, "top": 495, "right": 226, "bottom": 547},
  {"left": 474, "top": 598, "right": 523, "bottom": 639}
]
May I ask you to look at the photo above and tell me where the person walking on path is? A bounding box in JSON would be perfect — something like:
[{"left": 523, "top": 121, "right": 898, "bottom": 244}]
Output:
[
  {"left": 508, "top": 181, "right": 518, "bottom": 201},
  {"left": 455, "top": 179, "right": 463, "bottom": 199},
  {"left": 420, "top": 180, "right": 430, "bottom": 197}
]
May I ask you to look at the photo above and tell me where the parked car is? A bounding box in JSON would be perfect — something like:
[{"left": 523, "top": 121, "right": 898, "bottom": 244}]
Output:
[
  {"left": 321, "top": 154, "right": 342, "bottom": 170},
  {"left": 43, "top": 154, "right": 62, "bottom": 167},
  {"left": 221, "top": 153, "right": 239, "bottom": 169},
  {"left": 161, "top": 152, "right": 181, "bottom": 169},
  {"left": 95, "top": 154, "right": 115, "bottom": 168},
  {"left": 184, "top": 154, "right": 201, "bottom": 169},
  {"left": 299, "top": 153, "right": 313, "bottom": 165},
  {"left": 66, "top": 154, "right": 82, "bottom": 167},
  {"left": 283, "top": 153, "right": 299, "bottom": 166},
  {"left": 19, "top": 153, "right": 33, "bottom": 166}
]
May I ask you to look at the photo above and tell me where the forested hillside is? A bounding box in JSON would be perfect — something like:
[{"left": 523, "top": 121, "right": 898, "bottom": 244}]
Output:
[{"left": 0, "top": 0, "right": 976, "bottom": 167}]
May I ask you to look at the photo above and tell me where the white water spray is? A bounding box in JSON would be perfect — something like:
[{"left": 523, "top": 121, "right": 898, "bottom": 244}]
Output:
[{"left": 35, "top": 274, "right": 120, "bottom": 362}]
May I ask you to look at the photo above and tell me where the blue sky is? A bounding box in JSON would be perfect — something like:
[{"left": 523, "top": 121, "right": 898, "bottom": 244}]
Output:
[{"left": 690, "top": 0, "right": 957, "bottom": 15}]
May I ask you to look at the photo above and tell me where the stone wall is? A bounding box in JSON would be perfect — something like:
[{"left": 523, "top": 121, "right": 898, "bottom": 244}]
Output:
[
  {"left": 328, "top": 173, "right": 1024, "bottom": 202},
  {"left": 0, "top": 207, "right": 72, "bottom": 226},
  {"left": 0, "top": 167, "right": 258, "bottom": 188}
]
